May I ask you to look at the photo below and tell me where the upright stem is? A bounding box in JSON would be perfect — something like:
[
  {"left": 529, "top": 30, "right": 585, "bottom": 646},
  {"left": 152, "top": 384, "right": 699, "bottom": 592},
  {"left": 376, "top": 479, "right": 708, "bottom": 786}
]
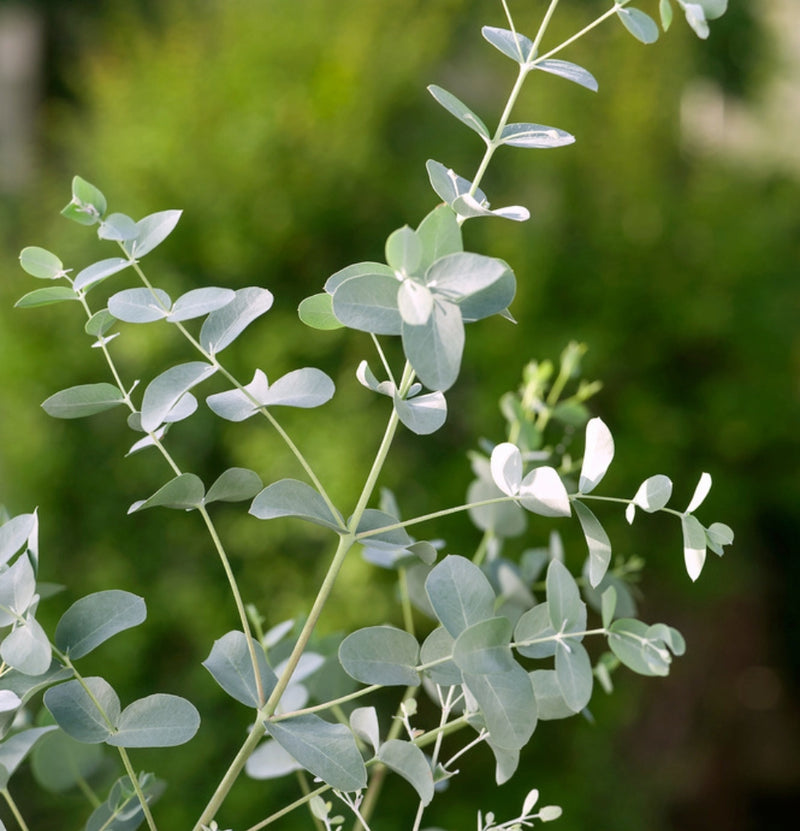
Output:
[{"left": 1, "top": 788, "right": 30, "bottom": 831}]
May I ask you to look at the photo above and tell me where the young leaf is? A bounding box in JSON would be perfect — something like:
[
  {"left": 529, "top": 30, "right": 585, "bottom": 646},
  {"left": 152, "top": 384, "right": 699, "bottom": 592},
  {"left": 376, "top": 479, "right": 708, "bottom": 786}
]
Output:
[
  {"left": 555, "top": 640, "right": 593, "bottom": 713},
  {"left": 140, "top": 361, "right": 216, "bottom": 432},
  {"left": 205, "top": 467, "right": 263, "bottom": 505},
  {"left": 481, "top": 26, "right": 533, "bottom": 63},
  {"left": 659, "top": 0, "right": 673, "bottom": 30},
  {"left": 425, "top": 555, "right": 496, "bottom": 638},
  {"left": 427, "top": 85, "right": 490, "bottom": 140},
  {"left": 41, "top": 383, "right": 125, "bottom": 420},
  {"left": 463, "top": 661, "right": 537, "bottom": 750},
  {"left": 535, "top": 59, "right": 599, "bottom": 92},
  {"left": 249, "top": 479, "right": 344, "bottom": 531},
  {"left": 499, "top": 123, "right": 575, "bottom": 149},
  {"left": 601, "top": 586, "right": 617, "bottom": 629},
  {"left": 108, "top": 287, "right": 172, "bottom": 322},
  {"left": 55, "top": 590, "right": 146, "bottom": 660},
  {"left": 681, "top": 513, "right": 707, "bottom": 581},
  {"left": 202, "top": 631, "right": 277, "bottom": 708},
  {"left": 427, "top": 252, "right": 514, "bottom": 317},
  {"left": 579, "top": 417, "right": 614, "bottom": 493},
  {"left": 377, "top": 740, "right": 434, "bottom": 805},
  {"left": 97, "top": 212, "right": 139, "bottom": 242},
  {"left": 44, "top": 678, "right": 120, "bottom": 743},
  {"left": 106, "top": 694, "right": 200, "bottom": 748},
  {"left": 572, "top": 501, "right": 612, "bottom": 588},
  {"left": 265, "top": 715, "right": 367, "bottom": 792},
  {"left": 386, "top": 226, "right": 422, "bottom": 275},
  {"left": 15, "top": 287, "right": 80, "bottom": 308},
  {"left": 706, "top": 522, "right": 734, "bottom": 556},
  {"left": 349, "top": 706, "right": 380, "bottom": 755},
  {"left": 453, "top": 616, "right": 514, "bottom": 675},
  {"left": 393, "top": 390, "right": 447, "bottom": 435},
  {"left": 1, "top": 614, "right": 51, "bottom": 675},
  {"left": 128, "top": 473, "right": 206, "bottom": 513},
  {"left": 632, "top": 474, "right": 673, "bottom": 512},
  {"left": 401, "top": 297, "right": 464, "bottom": 391},
  {"left": 85, "top": 773, "right": 164, "bottom": 831},
  {"left": 167, "top": 287, "right": 236, "bottom": 322},
  {"left": 685, "top": 471, "right": 712, "bottom": 513},
  {"left": 682, "top": 2, "right": 709, "bottom": 39},
  {"left": 61, "top": 176, "right": 106, "bottom": 225},
  {"left": 490, "top": 442, "right": 522, "bottom": 496},
  {"left": 608, "top": 619, "right": 683, "bottom": 676},
  {"left": 19, "top": 247, "right": 66, "bottom": 280},
  {"left": 123, "top": 209, "right": 182, "bottom": 257},
  {"left": 199, "top": 286, "right": 274, "bottom": 354},
  {"left": 467, "top": 477, "right": 526, "bottom": 538},
  {"left": 519, "top": 466, "right": 571, "bottom": 517},
  {"left": 298, "top": 292, "right": 344, "bottom": 330},
  {"left": 398, "top": 280, "right": 434, "bottom": 326},
  {"left": 73, "top": 258, "right": 132, "bottom": 292},
  {"left": 85, "top": 309, "right": 117, "bottom": 338},
  {"left": 245, "top": 738, "right": 303, "bottom": 780},
  {"left": 487, "top": 739, "right": 520, "bottom": 785},
  {"left": 339, "top": 626, "right": 420, "bottom": 687},
  {"left": 0, "top": 513, "right": 36, "bottom": 566},
  {"left": 616, "top": 6, "right": 660, "bottom": 44},
  {"left": 324, "top": 261, "right": 396, "bottom": 294},
  {"left": 416, "top": 204, "right": 463, "bottom": 272}
]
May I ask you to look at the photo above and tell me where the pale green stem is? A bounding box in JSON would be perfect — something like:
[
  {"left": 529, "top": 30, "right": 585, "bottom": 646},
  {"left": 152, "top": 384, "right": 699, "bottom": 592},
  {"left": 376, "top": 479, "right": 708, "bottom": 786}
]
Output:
[
  {"left": 245, "top": 783, "right": 331, "bottom": 831},
  {"left": 117, "top": 748, "right": 158, "bottom": 831},
  {"left": 1, "top": 788, "right": 30, "bottom": 831}
]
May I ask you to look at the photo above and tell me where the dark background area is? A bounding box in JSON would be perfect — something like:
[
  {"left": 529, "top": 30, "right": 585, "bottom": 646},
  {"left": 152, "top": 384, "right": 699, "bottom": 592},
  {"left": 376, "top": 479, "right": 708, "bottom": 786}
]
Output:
[{"left": 1, "top": 1, "right": 798, "bottom": 829}]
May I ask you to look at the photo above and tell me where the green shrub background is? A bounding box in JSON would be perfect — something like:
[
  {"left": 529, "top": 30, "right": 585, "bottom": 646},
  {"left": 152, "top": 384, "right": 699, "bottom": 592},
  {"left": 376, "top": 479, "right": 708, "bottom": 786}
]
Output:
[{"left": 0, "top": 1, "right": 798, "bottom": 829}]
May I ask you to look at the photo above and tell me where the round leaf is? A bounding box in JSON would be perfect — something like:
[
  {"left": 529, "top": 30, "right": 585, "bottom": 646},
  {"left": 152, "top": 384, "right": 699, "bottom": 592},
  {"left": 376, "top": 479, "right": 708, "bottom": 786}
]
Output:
[
  {"left": 106, "top": 694, "right": 200, "bottom": 748},
  {"left": 339, "top": 626, "right": 420, "bottom": 687}
]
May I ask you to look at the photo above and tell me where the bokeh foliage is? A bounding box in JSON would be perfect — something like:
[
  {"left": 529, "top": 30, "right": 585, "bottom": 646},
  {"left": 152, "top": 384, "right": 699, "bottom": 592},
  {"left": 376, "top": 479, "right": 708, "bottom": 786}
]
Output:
[{"left": 0, "top": 0, "right": 798, "bottom": 829}]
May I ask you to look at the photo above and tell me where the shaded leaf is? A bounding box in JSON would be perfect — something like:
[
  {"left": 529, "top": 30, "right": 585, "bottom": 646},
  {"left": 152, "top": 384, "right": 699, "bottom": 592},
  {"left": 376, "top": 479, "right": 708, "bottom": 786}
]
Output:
[
  {"left": 128, "top": 473, "right": 205, "bottom": 514},
  {"left": 339, "top": 626, "right": 420, "bottom": 687},
  {"left": 249, "top": 479, "right": 344, "bottom": 531},
  {"left": 681, "top": 513, "right": 707, "bottom": 581},
  {"left": 349, "top": 706, "right": 380, "bottom": 755},
  {"left": 0, "top": 513, "right": 36, "bottom": 566},
  {"left": 0, "top": 727, "right": 58, "bottom": 788},
  {"left": 97, "top": 212, "right": 139, "bottom": 242},
  {"left": 535, "top": 59, "right": 598, "bottom": 92},
  {"left": 555, "top": 640, "right": 593, "bottom": 712},
  {"left": 265, "top": 715, "right": 367, "bottom": 792},
  {"left": 427, "top": 85, "right": 489, "bottom": 139},
  {"left": 324, "top": 261, "right": 395, "bottom": 294},
  {"left": 467, "top": 477, "right": 526, "bottom": 538},
  {"left": 245, "top": 738, "right": 303, "bottom": 780},
  {"left": 261, "top": 368, "right": 335, "bottom": 408},
  {"left": 546, "top": 559, "right": 583, "bottom": 632},
  {"left": 378, "top": 740, "right": 434, "bottom": 805},
  {"left": 463, "top": 661, "right": 537, "bottom": 749},
  {"left": 530, "top": 670, "right": 574, "bottom": 721},
  {"left": 573, "top": 501, "right": 612, "bottom": 588},
  {"left": 42, "top": 383, "right": 124, "bottom": 419},
  {"left": 514, "top": 603, "right": 557, "bottom": 659},
  {"left": 200, "top": 286, "right": 274, "bottom": 354},
  {"left": 481, "top": 25, "right": 533, "bottom": 63},
  {"left": 106, "top": 694, "right": 200, "bottom": 748},
  {"left": 416, "top": 204, "right": 463, "bottom": 272},
  {"left": 402, "top": 298, "right": 464, "bottom": 391},
  {"left": 31, "top": 729, "right": 105, "bottom": 793},
  {"left": 425, "top": 555, "right": 496, "bottom": 638},
  {"left": 44, "top": 678, "right": 120, "bottom": 743},
  {"left": 2, "top": 614, "right": 52, "bottom": 675},
  {"left": 331, "top": 273, "right": 403, "bottom": 335},
  {"left": 85, "top": 309, "right": 117, "bottom": 338},
  {"left": 203, "top": 631, "right": 277, "bottom": 708},
  {"left": 706, "top": 522, "right": 734, "bottom": 556},
  {"left": 386, "top": 226, "right": 422, "bottom": 275},
  {"left": 61, "top": 176, "right": 106, "bottom": 225},
  {"left": 15, "top": 287, "right": 80, "bottom": 308},
  {"left": 73, "top": 258, "right": 132, "bottom": 292},
  {"left": 608, "top": 619, "right": 684, "bottom": 676},
  {"left": 205, "top": 468, "right": 263, "bottom": 505},
  {"left": 453, "top": 617, "right": 514, "bottom": 675},
  {"left": 55, "top": 590, "right": 146, "bottom": 659},
  {"left": 419, "top": 626, "right": 461, "bottom": 686},
  {"left": 617, "top": 6, "right": 660, "bottom": 43}
]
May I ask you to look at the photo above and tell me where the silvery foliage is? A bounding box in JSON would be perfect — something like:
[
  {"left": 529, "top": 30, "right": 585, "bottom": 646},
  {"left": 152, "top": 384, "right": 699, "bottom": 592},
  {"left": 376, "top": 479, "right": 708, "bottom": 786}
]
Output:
[{"left": 2, "top": 2, "right": 730, "bottom": 830}]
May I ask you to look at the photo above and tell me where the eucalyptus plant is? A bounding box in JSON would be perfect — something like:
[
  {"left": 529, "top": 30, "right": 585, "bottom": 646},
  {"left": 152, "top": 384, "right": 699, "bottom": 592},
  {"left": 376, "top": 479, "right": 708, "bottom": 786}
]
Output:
[{"left": 1, "top": 2, "right": 732, "bottom": 830}]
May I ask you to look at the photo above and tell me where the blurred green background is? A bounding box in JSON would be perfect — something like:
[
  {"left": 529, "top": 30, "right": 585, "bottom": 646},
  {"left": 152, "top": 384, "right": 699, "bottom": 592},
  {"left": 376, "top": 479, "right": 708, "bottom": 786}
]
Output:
[{"left": 1, "top": 0, "right": 798, "bottom": 829}]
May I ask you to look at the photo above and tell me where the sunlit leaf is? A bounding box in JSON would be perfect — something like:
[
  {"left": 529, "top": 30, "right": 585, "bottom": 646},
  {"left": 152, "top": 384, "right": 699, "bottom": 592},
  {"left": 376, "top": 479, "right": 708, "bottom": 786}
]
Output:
[
  {"left": 402, "top": 297, "right": 464, "bottom": 391},
  {"left": 128, "top": 473, "right": 205, "bottom": 514},
  {"left": 73, "top": 258, "right": 132, "bottom": 292},
  {"left": 616, "top": 6, "right": 660, "bottom": 43},
  {"left": 245, "top": 738, "right": 303, "bottom": 780},
  {"left": 579, "top": 417, "right": 614, "bottom": 493},
  {"left": 546, "top": 559, "right": 583, "bottom": 632},
  {"left": 685, "top": 471, "right": 712, "bottom": 513},
  {"left": 481, "top": 25, "right": 533, "bottom": 63},
  {"left": 123, "top": 210, "right": 182, "bottom": 257},
  {"left": 167, "top": 287, "right": 235, "bottom": 322},
  {"left": 425, "top": 555, "right": 496, "bottom": 638},
  {"left": 97, "top": 212, "right": 139, "bottom": 242},
  {"left": 555, "top": 640, "right": 592, "bottom": 712},
  {"left": 1, "top": 613, "right": 51, "bottom": 675},
  {"left": 416, "top": 204, "right": 463, "bottom": 272},
  {"left": 499, "top": 123, "right": 575, "bottom": 149},
  {"left": 535, "top": 59, "right": 598, "bottom": 91},
  {"left": 19, "top": 247, "right": 66, "bottom": 280},
  {"left": 427, "top": 85, "right": 489, "bottom": 140},
  {"left": 15, "top": 287, "right": 80, "bottom": 308},
  {"left": 490, "top": 442, "right": 522, "bottom": 497},
  {"left": 200, "top": 287, "right": 274, "bottom": 354},
  {"left": 386, "top": 226, "right": 422, "bottom": 275},
  {"left": 108, "top": 287, "right": 171, "bottom": 322},
  {"left": 393, "top": 390, "right": 447, "bottom": 435},
  {"left": 681, "top": 513, "right": 707, "bottom": 581},
  {"left": 519, "top": 466, "right": 571, "bottom": 517},
  {"left": 331, "top": 273, "right": 403, "bottom": 335},
  {"left": 573, "top": 501, "right": 612, "bottom": 588},
  {"left": 249, "top": 479, "right": 344, "bottom": 531},
  {"left": 632, "top": 474, "right": 673, "bottom": 512},
  {"left": 140, "top": 361, "right": 216, "bottom": 432},
  {"left": 349, "top": 706, "right": 380, "bottom": 755},
  {"left": 298, "top": 292, "right": 344, "bottom": 330}
]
